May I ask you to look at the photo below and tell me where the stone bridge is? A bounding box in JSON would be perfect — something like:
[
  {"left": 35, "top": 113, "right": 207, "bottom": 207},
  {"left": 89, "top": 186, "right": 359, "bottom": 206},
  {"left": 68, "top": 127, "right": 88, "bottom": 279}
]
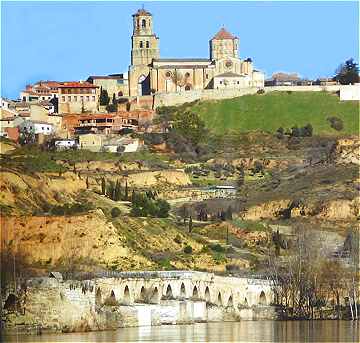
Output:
[
  {"left": 3, "top": 271, "right": 276, "bottom": 334},
  {"left": 90, "top": 270, "right": 272, "bottom": 309}
]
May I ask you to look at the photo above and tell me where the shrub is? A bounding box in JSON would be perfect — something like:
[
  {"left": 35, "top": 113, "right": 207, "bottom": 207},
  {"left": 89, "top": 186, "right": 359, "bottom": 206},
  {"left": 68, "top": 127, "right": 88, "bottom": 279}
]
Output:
[
  {"left": 209, "top": 244, "right": 225, "bottom": 253},
  {"left": 183, "top": 245, "right": 193, "bottom": 254},
  {"left": 111, "top": 207, "right": 121, "bottom": 218},
  {"left": 174, "top": 234, "right": 182, "bottom": 244},
  {"left": 257, "top": 89, "right": 265, "bottom": 94},
  {"left": 327, "top": 116, "right": 344, "bottom": 131}
]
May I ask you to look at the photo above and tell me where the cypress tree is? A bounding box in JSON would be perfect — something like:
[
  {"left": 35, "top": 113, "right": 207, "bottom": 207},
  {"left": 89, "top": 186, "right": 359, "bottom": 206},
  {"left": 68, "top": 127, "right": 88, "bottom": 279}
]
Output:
[
  {"left": 101, "top": 177, "right": 106, "bottom": 195},
  {"left": 125, "top": 180, "right": 129, "bottom": 201},
  {"left": 188, "top": 216, "right": 193, "bottom": 233}
]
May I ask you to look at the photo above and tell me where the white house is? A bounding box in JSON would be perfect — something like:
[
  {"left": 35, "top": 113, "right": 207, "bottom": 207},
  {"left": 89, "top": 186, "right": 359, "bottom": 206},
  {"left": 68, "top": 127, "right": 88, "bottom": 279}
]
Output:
[
  {"left": 19, "top": 120, "right": 54, "bottom": 135},
  {"left": 54, "top": 139, "right": 77, "bottom": 150}
]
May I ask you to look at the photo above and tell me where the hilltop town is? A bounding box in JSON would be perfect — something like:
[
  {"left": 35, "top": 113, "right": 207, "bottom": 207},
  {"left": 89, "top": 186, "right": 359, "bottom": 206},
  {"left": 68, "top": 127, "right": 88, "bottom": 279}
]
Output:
[{"left": 1, "top": 7, "right": 360, "bottom": 336}]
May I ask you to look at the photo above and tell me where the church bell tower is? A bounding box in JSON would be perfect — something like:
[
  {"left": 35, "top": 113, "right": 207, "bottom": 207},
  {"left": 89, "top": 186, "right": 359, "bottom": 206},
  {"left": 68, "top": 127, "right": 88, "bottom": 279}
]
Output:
[{"left": 131, "top": 8, "right": 160, "bottom": 66}]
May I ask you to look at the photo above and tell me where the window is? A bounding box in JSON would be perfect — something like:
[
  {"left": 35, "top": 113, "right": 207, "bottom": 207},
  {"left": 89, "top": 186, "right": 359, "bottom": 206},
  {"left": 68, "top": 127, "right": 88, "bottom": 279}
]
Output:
[
  {"left": 220, "top": 81, "right": 223, "bottom": 84},
  {"left": 80, "top": 96, "right": 84, "bottom": 100},
  {"left": 86, "top": 96, "right": 90, "bottom": 101},
  {"left": 117, "top": 80, "right": 124, "bottom": 85},
  {"left": 92, "top": 96, "right": 95, "bottom": 101},
  {"left": 139, "top": 41, "right": 143, "bottom": 48},
  {"left": 42, "top": 127, "right": 44, "bottom": 130},
  {"left": 68, "top": 96, "right": 71, "bottom": 101},
  {"left": 146, "top": 41, "right": 150, "bottom": 48},
  {"left": 142, "top": 19, "right": 146, "bottom": 28},
  {"left": 185, "top": 72, "right": 190, "bottom": 78},
  {"left": 206, "top": 74, "right": 209, "bottom": 79},
  {"left": 74, "top": 96, "right": 77, "bottom": 101},
  {"left": 47, "top": 127, "right": 50, "bottom": 130},
  {"left": 165, "top": 71, "right": 172, "bottom": 78},
  {"left": 237, "top": 81, "right": 240, "bottom": 84},
  {"left": 118, "top": 91, "right": 123, "bottom": 96},
  {"left": 62, "top": 96, "right": 65, "bottom": 101}
]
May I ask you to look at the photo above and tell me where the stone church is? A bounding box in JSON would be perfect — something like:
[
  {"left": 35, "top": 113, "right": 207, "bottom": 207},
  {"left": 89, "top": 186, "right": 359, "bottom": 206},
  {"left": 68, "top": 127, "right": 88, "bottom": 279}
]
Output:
[{"left": 128, "top": 8, "right": 264, "bottom": 97}]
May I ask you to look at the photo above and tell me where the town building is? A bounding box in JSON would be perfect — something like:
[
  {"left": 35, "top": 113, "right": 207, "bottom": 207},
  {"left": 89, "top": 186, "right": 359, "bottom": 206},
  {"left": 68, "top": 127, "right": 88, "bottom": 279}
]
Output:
[
  {"left": 58, "top": 81, "right": 100, "bottom": 114},
  {"left": 54, "top": 138, "right": 78, "bottom": 150},
  {"left": 87, "top": 74, "right": 129, "bottom": 98},
  {"left": 18, "top": 120, "right": 54, "bottom": 136},
  {"left": 265, "top": 72, "right": 301, "bottom": 86},
  {"left": 79, "top": 133, "right": 141, "bottom": 153},
  {"left": 20, "top": 81, "right": 61, "bottom": 102},
  {"left": 127, "top": 8, "right": 264, "bottom": 96}
]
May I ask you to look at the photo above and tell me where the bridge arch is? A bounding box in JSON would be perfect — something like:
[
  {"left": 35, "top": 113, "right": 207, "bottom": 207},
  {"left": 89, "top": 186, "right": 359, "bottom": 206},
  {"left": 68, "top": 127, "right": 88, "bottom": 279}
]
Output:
[
  {"left": 205, "top": 286, "right": 211, "bottom": 303},
  {"left": 138, "top": 286, "right": 146, "bottom": 303},
  {"left": 259, "top": 291, "right": 267, "bottom": 305},
  {"left": 192, "top": 285, "right": 199, "bottom": 299},
  {"left": 163, "top": 284, "right": 173, "bottom": 300},
  {"left": 227, "top": 295, "right": 234, "bottom": 308},
  {"left": 150, "top": 286, "right": 160, "bottom": 304},
  {"left": 244, "top": 297, "right": 249, "bottom": 307},
  {"left": 217, "top": 292, "right": 222, "bottom": 306},
  {"left": 180, "top": 282, "right": 186, "bottom": 298},
  {"left": 95, "top": 288, "right": 102, "bottom": 305},
  {"left": 123, "top": 285, "right": 130, "bottom": 304}
]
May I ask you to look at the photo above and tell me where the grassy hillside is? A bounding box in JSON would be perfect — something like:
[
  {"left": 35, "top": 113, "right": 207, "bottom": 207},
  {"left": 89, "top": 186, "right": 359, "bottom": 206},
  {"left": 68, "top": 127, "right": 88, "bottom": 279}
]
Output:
[{"left": 190, "top": 92, "right": 358, "bottom": 135}]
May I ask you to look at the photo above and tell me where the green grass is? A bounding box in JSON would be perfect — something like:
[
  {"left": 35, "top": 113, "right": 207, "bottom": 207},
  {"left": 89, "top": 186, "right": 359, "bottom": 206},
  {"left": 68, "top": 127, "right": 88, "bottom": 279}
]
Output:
[{"left": 189, "top": 92, "right": 358, "bottom": 135}]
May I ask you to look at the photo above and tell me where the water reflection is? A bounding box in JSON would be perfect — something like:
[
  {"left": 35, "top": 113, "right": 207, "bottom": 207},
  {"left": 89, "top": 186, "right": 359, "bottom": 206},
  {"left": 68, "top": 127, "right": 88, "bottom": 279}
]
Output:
[{"left": 4, "top": 320, "right": 360, "bottom": 342}]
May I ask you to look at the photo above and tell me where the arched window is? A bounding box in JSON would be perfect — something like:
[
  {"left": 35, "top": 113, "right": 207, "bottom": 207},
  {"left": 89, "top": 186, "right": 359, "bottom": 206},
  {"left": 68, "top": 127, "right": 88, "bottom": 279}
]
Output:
[
  {"left": 118, "top": 91, "right": 123, "bottom": 97},
  {"left": 185, "top": 84, "right": 191, "bottom": 91},
  {"left": 146, "top": 41, "right": 150, "bottom": 48},
  {"left": 142, "top": 19, "right": 146, "bottom": 28},
  {"left": 139, "top": 41, "right": 143, "bottom": 48}
]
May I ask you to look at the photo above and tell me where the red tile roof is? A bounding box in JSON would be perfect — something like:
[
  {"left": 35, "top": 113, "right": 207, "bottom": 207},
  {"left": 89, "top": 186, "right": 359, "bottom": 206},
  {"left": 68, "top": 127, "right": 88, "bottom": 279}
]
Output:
[
  {"left": 58, "top": 82, "right": 98, "bottom": 88},
  {"left": 212, "top": 28, "right": 237, "bottom": 40}
]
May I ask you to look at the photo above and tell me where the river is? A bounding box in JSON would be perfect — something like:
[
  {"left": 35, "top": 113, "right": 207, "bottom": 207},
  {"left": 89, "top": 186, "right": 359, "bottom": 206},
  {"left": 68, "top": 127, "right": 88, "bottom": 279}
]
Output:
[{"left": 4, "top": 321, "right": 359, "bottom": 342}]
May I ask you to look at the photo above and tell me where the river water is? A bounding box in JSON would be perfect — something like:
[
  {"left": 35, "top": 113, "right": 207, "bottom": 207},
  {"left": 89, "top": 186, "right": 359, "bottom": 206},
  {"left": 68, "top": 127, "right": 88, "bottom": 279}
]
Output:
[{"left": 4, "top": 321, "right": 359, "bottom": 342}]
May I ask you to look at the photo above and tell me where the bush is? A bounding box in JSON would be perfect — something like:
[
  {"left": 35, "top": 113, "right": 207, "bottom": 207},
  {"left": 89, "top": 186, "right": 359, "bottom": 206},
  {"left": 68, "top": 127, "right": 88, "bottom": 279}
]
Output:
[
  {"left": 183, "top": 245, "right": 193, "bottom": 254},
  {"left": 111, "top": 207, "right": 121, "bottom": 218},
  {"left": 209, "top": 243, "right": 225, "bottom": 253},
  {"left": 257, "top": 89, "right": 265, "bottom": 94},
  {"left": 327, "top": 116, "right": 344, "bottom": 131},
  {"left": 49, "top": 202, "right": 93, "bottom": 216}
]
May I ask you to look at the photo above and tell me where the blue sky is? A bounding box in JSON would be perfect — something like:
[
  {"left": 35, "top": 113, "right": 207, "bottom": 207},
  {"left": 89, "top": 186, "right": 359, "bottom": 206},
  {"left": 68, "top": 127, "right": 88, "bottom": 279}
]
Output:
[{"left": 1, "top": 1, "right": 359, "bottom": 99}]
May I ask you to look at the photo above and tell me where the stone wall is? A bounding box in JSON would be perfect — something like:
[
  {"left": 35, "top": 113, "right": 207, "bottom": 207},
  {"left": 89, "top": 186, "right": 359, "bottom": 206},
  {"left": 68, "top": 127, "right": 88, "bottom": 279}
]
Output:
[{"left": 153, "top": 87, "right": 259, "bottom": 108}]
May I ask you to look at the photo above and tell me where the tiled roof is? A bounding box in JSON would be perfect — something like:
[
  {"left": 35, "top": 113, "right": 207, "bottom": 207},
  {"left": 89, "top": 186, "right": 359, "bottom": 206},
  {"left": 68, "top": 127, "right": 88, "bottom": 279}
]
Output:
[
  {"left": 212, "top": 28, "right": 237, "bottom": 40},
  {"left": 58, "top": 82, "right": 98, "bottom": 88}
]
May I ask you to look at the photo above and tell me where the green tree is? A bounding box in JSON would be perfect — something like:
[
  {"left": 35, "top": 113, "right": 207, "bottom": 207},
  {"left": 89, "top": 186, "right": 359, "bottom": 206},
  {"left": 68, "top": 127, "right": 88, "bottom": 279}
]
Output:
[
  {"left": 173, "top": 111, "right": 207, "bottom": 145},
  {"left": 334, "top": 58, "right": 359, "bottom": 85},
  {"left": 100, "top": 88, "right": 110, "bottom": 106},
  {"left": 156, "top": 199, "right": 170, "bottom": 218}
]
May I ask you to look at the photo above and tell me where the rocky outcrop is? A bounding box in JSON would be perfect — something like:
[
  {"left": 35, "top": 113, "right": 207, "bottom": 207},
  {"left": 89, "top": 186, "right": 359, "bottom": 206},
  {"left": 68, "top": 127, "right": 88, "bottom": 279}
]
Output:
[
  {"left": 335, "top": 137, "right": 360, "bottom": 165},
  {"left": 243, "top": 198, "right": 359, "bottom": 221}
]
